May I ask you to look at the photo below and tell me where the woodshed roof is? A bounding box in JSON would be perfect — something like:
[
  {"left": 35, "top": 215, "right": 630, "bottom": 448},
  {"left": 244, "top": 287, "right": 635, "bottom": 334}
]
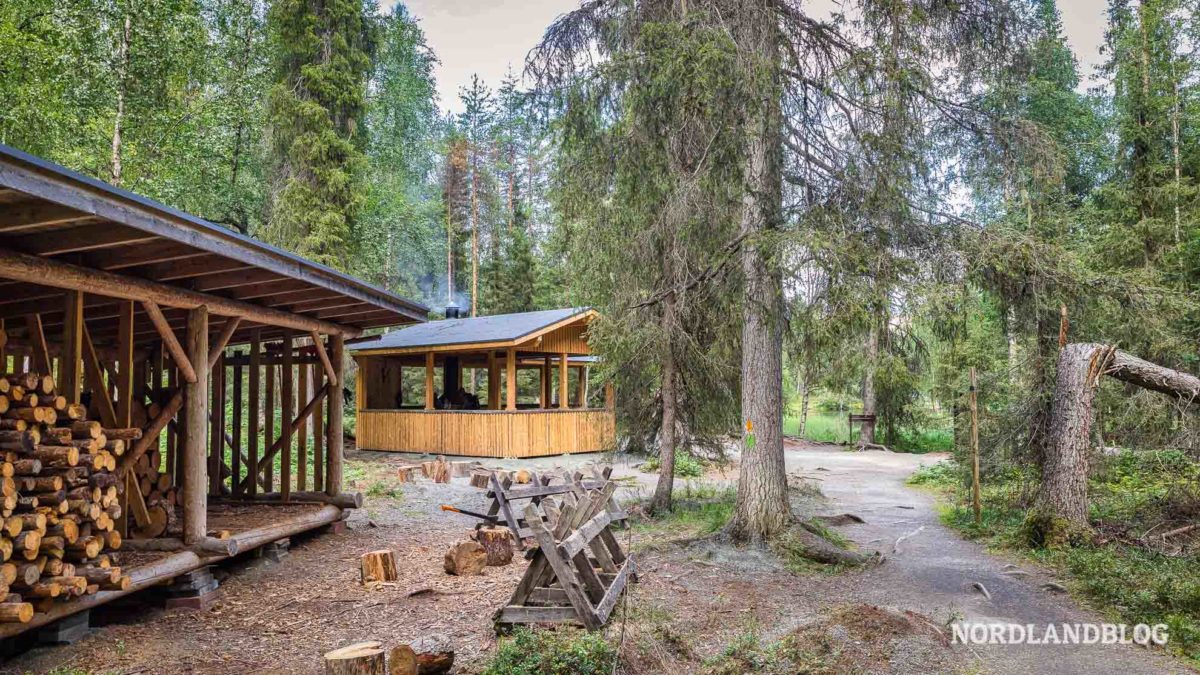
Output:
[{"left": 0, "top": 144, "right": 428, "bottom": 346}]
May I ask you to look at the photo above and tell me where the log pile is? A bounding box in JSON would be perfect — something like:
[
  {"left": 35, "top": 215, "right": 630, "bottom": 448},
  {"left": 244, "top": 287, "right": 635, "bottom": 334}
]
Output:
[
  {"left": 0, "top": 371, "right": 135, "bottom": 622},
  {"left": 130, "top": 442, "right": 176, "bottom": 524}
]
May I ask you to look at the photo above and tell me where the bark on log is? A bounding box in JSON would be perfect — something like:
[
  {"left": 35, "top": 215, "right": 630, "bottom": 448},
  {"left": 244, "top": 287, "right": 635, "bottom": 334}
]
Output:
[
  {"left": 410, "top": 634, "right": 454, "bottom": 675},
  {"left": 323, "top": 641, "right": 386, "bottom": 675},
  {"left": 442, "top": 541, "right": 486, "bottom": 576},
  {"left": 359, "top": 550, "right": 398, "bottom": 584}
]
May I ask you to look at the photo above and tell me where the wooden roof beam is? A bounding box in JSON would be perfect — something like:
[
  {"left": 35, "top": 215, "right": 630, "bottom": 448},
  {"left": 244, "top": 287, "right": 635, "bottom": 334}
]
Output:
[
  {"left": 0, "top": 248, "right": 360, "bottom": 336},
  {"left": 4, "top": 223, "right": 160, "bottom": 256},
  {"left": 0, "top": 201, "right": 93, "bottom": 233}
]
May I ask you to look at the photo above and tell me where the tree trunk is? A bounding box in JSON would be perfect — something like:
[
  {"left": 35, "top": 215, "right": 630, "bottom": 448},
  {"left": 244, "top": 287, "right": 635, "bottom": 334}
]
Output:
[
  {"left": 110, "top": 15, "right": 131, "bottom": 187},
  {"left": 1031, "top": 343, "right": 1200, "bottom": 547},
  {"left": 798, "top": 372, "right": 810, "bottom": 436},
  {"left": 324, "top": 642, "right": 386, "bottom": 675},
  {"left": 859, "top": 321, "right": 878, "bottom": 446},
  {"left": 1032, "top": 343, "right": 1100, "bottom": 543},
  {"left": 649, "top": 301, "right": 678, "bottom": 515},
  {"left": 726, "top": 0, "right": 789, "bottom": 544}
]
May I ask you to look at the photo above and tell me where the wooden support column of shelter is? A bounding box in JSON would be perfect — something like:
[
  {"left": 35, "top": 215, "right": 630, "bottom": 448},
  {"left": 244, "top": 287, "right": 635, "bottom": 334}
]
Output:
[
  {"left": 298, "top": 356, "right": 308, "bottom": 492},
  {"left": 265, "top": 359, "right": 275, "bottom": 492},
  {"left": 326, "top": 333, "right": 344, "bottom": 497},
  {"left": 507, "top": 348, "right": 517, "bottom": 411},
  {"left": 576, "top": 366, "right": 588, "bottom": 407},
  {"left": 232, "top": 360, "right": 243, "bottom": 497},
  {"left": 542, "top": 356, "right": 551, "bottom": 407},
  {"left": 487, "top": 351, "right": 499, "bottom": 409},
  {"left": 60, "top": 290, "right": 83, "bottom": 403},
  {"left": 559, "top": 353, "right": 568, "bottom": 410},
  {"left": 424, "top": 352, "right": 434, "bottom": 410},
  {"left": 209, "top": 351, "right": 225, "bottom": 495},
  {"left": 313, "top": 361, "right": 325, "bottom": 492},
  {"left": 247, "top": 331, "right": 261, "bottom": 496},
  {"left": 182, "top": 305, "right": 209, "bottom": 545},
  {"left": 281, "top": 335, "right": 294, "bottom": 502}
]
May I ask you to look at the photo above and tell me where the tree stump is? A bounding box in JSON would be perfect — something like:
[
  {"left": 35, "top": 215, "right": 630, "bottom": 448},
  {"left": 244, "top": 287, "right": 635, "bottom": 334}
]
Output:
[
  {"left": 472, "top": 526, "right": 513, "bottom": 566},
  {"left": 513, "top": 469, "right": 531, "bottom": 484},
  {"left": 360, "top": 550, "right": 398, "bottom": 584},
  {"left": 411, "top": 634, "right": 454, "bottom": 674},
  {"left": 443, "top": 541, "right": 486, "bottom": 576},
  {"left": 468, "top": 472, "right": 490, "bottom": 489},
  {"left": 396, "top": 466, "right": 420, "bottom": 483},
  {"left": 323, "top": 641, "right": 386, "bottom": 674}
]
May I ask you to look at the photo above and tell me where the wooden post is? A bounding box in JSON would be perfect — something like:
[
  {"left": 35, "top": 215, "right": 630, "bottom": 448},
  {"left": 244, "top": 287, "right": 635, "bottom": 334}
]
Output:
[
  {"left": 506, "top": 349, "right": 518, "bottom": 411},
  {"left": 60, "top": 291, "right": 84, "bottom": 403},
  {"left": 487, "top": 351, "right": 499, "bottom": 409},
  {"left": 969, "top": 367, "right": 981, "bottom": 525},
  {"left": 355, "top": 357, "right": 365, "bottom": 410},
  {"left": 313, "top": 362, "right": 324, "bottom": 493},
  {"left": 559, "top": 353, "right": 568, "bottom": 409},
  {"left": 232, "top": 362, "right": 243, "bottom": 497},
  {"left": 298, "top": 355, "right": 308, "bottom": 492},
  {"left": 183, "top": 305, "right": 209, "bottom": 545},
  {"left": 209, "top": 352, "right": 225, "bottom": 495},
  {"left": 248, "top": 331, "right": 261, "bottom": 498},
  {"left": 575, "top": 366, "right": 587, "bottom": 408},
  {"left": 166, "top": 360, "right": 178, "bottom": 483},
  {"left": 264, "top": 359, "right": 276, "bottom": 492},
  {"left": 281, "top": 335, "right": 293, "bottom": 502},
  {"left": 424, "top": 352, "right": 435, "bottom": 410},
  {"left": 116, "top": 301, "right": 134, "bottom": 427},
  {"left": 326, "top": 333, "right": 344, "bottom": 497}
]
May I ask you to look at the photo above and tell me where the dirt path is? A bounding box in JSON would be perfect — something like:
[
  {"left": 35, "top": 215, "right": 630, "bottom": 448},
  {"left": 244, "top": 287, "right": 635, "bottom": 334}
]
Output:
[
  {"left": 780, "top": 441, "right": 1189, "bottom": 675},
  {"left": 4, "top": 444, "right": 1193, "bottom": 674}
]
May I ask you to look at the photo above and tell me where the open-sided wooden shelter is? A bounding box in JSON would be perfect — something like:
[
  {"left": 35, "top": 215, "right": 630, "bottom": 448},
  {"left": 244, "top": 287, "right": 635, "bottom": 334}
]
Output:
[
  {"left": 352, "top": 307, "right": 615, "bottom": 458},
  {"left": 0, "top": 144, "right": 426, "bottom": 636}
]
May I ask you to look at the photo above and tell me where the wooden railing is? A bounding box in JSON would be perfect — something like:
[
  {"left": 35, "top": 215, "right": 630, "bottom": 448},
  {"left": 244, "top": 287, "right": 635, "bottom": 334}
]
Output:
[{"left": 355, "top": 408, "right": 616, "bottom": 458}]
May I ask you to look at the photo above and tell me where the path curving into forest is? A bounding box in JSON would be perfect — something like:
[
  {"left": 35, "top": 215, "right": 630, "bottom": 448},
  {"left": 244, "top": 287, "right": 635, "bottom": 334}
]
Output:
[{"left": 782, "top": 440, "right": 1190, "bottom": 675}]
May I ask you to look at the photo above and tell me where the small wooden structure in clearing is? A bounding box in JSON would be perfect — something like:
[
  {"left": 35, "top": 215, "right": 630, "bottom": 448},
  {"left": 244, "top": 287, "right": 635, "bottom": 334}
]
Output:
[
  {"left": 351, "top": 307, "right": 615, "bottom": 458},
  {"left": 0, "top": 144, "right": 426, "bottom": 635},
  {"left": 495, "top": 482, "right": 634, "bottom": 631}
]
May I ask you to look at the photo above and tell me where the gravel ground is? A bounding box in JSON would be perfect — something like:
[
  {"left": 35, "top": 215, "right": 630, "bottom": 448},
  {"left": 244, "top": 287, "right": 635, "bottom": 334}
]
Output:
[{"left": 4, "top": 443, "right": 1194, "bottom": 674}]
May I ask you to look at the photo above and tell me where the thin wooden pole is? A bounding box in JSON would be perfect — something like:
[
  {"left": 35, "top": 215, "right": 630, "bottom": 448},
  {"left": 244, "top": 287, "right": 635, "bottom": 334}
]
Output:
[
  {"left": 182, "top": 305, "right": 209, "bottom": 545},
  {"left": 542, "top": 356, "right": 551, "bottom": 408},
  {"left": 969, "top": 367, "right": 981, "bottom": 525},
  {"left": 297, "top": 355, "right": 308, "bottom": 492},
  {"left": 558, "top": 353, "right": 568, "bottom": 409},
  {"left": 209, "top": 352, "right": 224, "bottom": 495},
  {"left": 326, "top": 334, "right": 344, "bottom": 497},
  {"left": 424, "top": 352, "right": 434, "bottom": 410},
  {"left": 507, "top": 349, "right": 518, "bottom": 411},
  {"left": 281, "top": 335, "right": 294, "bottom": 503},
  {"left": 265, "top": 359, "right": 275, "bottom": 492},
  {"left": 232, "top": 362, "right": 243, "bottom": 497},
  {"left": 487, "top": 351, "right": 499, "bottom": 409},
  {"left": 248, "top": 330, "right": 261, "bottom": 498},
  {"left": 312, "top": 362, "right": 324, "bottom": 493},
  {"left": 166, "top": 358, "right": 177, "bottom": 483},
  {"left": 116, "top": 301, "right": 134, "bottom": 427},
  {"left": 60, "top": 291, "right": 84, "bottom": 403}
]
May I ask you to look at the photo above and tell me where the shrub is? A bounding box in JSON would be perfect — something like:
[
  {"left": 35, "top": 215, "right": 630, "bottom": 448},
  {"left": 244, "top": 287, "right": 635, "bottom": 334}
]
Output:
[
  {"left": 641, "top": 450, "right": 705, "bottom": 478},
  {"left": 483, "top": 628, "right": 616, "bottom": 675}
]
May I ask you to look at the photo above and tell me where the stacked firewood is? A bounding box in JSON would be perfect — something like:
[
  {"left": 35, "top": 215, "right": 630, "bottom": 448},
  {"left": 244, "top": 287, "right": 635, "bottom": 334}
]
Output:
[
  {"left": 0, "top": 371, "right": 135, "bottom": 622},
  {"left": 131, "top": 447, "right": 176, "bottom": 512}
]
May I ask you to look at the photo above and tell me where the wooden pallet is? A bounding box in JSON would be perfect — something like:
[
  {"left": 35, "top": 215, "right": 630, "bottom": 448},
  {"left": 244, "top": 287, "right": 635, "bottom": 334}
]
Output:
[
  {"left": 494, "top": 482, "right": 635, "bottom": 631},
  {"left": 485, "top": 466, "right": 625, "bottom": 548}
]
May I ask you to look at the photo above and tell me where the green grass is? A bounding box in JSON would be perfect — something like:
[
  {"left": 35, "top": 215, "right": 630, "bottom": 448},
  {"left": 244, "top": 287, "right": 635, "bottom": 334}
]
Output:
[
  {"left": 632, "top": 483, "right": 736, "bottom": 539},
  {"left": 641, "top": 450, "right": 706, "bottom": 478},
  {"left": 483, "top": 628, "right": 616, "bottom": 675},
  {"left": 929, "top": 453, "right": 1200, "bottom": 665},
  {"left": 785, "top": 411, "right": 952, "bottom": 453}
]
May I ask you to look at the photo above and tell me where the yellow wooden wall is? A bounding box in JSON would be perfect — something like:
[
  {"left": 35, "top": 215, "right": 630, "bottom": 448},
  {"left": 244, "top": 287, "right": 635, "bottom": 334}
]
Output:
[
  {"left": 522, "top": 323, "right": 590, "bottom": 355},
  {"left": 356, "top": 409, "right": 615, "bottom": 458}
]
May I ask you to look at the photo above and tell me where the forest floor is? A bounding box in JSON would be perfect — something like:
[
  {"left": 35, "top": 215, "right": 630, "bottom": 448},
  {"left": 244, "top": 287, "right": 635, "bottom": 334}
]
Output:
[{"left": 5, "top": 442, "right": 1193, "bottom": 674}]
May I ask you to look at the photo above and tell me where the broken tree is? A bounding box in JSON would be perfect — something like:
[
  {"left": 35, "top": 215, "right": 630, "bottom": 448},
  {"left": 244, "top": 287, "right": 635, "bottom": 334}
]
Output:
[{"left": 1032, "top": 343, "right": 1200, "bottom": 545}]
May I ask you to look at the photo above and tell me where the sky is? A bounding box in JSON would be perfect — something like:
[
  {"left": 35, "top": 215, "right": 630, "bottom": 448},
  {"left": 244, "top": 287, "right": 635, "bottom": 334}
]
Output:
[{"left": 386, "top": 0, "right": 1111, "bottom": 115}]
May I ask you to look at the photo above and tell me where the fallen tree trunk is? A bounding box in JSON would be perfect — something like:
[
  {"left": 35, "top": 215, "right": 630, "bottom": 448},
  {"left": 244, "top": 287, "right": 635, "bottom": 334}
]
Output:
[{"left": 1033, "top": 343, "right": 1200, "bottom": 547}]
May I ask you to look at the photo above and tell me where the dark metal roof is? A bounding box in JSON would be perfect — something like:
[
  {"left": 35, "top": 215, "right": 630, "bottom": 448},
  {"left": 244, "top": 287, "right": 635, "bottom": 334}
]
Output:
[
  {"left": 352, "top": 307, "right": 592, "bottom": 352},
  {"left": 0, "top": 143, "right": 429, "bottom": 345}
]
